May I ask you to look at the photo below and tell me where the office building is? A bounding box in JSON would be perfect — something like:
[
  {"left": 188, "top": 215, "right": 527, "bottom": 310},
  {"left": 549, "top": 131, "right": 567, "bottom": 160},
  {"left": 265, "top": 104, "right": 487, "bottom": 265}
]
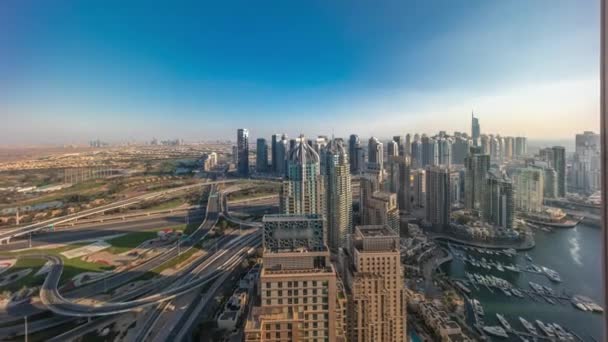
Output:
[
  {"left": 344, "top": 225, "right": 406, "bottom": 342},
  {"left": 484, "top": 170, "right": 514, "bottom": 229},
  {"left": 405, "top": 133, "right": 412, "bottom": 156},
  {"left": 449, "top": 170, "right": 461, "bottom": 206},
  {"left": 437, "top": 137, "right": 452, "bottom": 167},
  {"left": 392, "top": 135, "right": 404, "bottom": 156},
  {"left": 411, "top": 139, "right": 422, "bottom": 169},
  {"left": 368, "top": 137, "right": 384, "bottom": 171},
  {"left": 503, "top": 136, "right": 514, "bottom": 160},
  {"left": 551, "top": 146, "right": 566, "bottom": 197},
  {"left": 388, "top": 155, "right": 411, "bottom": 213},
  {"left": 323, "top": 139, "right": 353, "bottom": 251},
  {"left": 271, "top": 134, "right": 280, "bottom": 172},
  {"left": 515, "top": 137, "right": 527, "bottom": 157},
  {"left": 275, "top": 135, "right": 289, "bottom": 177},
  {"left": 201, "top": 152, "right": 217, "bottom": 171},
  {"left": 425, "top": 166, "right": 451, "bottom": 230},
  {"left": 280, "top": 136, "right": 326, "bottom": 216},
  {"left": 464, "top": 147, "right": 490, "bottom": 212},
  {"left": 349, "top": 134, "right": 361, "bottom": 174},
  {"left": 451, "top": 136, "right": 470, "bottom": 166},
  {"left": 513, "top": 167, "right": 544, "bottom": 213},
  {"left": 421, "top": 135, "right": 438, "bottom": 167},
  {"left": 411, "top": 169, "right": 426, "bottom": 208},
  {"left": 256, "top": 138, "right": 269, "bottom": 173},
  {"left": 237, "top": 128, "right": 250, "bottom": 176},
  {"left": 360, "top": 173, "right": 399, "bottom": 234},
  {"left": 471, "top": 112, "right": 480, "bottom": 146},
  {"left": 387, "top": 140, "right": 399, "bottom": 158}
]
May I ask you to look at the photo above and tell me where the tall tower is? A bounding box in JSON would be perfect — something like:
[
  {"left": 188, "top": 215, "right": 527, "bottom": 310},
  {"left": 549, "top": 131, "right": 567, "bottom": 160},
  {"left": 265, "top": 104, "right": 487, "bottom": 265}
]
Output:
[
  {"left": 271, "top": 134, "right": 279, "bottom": 173},
  {"left": 323, "top": 139, "right": 353, "bottom": 251},
  {"left": 280, "top": 135, "right": 326, "bottom": 216},
  {"left": 367, "top": 137, "right": 384, "bottom": 171},
  {"left": 345, "top": 225, "right": 406, "bottom": 342},
  {"left": 471, "top": 111, "right": 480, "bottom": 146},
  {"left": 256, "top": 138, "right": 269, "bottom": 173},
  {"left": 464, "top": 146, "right": 490, "bottom": 212},
  {"left": 513, "top": 167, "right": 544, "bottom": 213},
  {"left": 551, "top": 146, "right": 566, "bottom": 197},
  {"left": 484, "top": 170, "right": 514, "bottom": 229},
  {"left": 349, "top": 134, "right": 360, "bottom": 174},
  {"left": 425, "top": 166, "right": 451, "bottom": 230},
  {"left": 388, "top": 155, "right": 411, "bottom": 213},
  {"left": 237, "top": 128, "right": 249, "bottom": 176}
]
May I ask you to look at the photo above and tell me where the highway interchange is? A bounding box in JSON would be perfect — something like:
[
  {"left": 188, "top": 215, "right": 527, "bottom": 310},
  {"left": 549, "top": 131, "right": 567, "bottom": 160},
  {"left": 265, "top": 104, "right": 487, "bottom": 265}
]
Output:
[{"left": 0, "top": 179, "right": 275, "bottom": 341}]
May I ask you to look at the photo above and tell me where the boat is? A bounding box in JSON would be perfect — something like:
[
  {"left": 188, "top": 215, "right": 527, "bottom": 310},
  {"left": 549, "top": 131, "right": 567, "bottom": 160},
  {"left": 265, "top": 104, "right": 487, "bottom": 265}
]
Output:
[
  {"left": 511, "top": 288, "right": 524, "bottom": 298},
  {"left": 525, "top": 253, "right": 532, "bottom": 262},
  {"left": 473, "top": 299, "right": 484, "bottom": 316},
  {"left": 496, "top": 263, "right": 504, "bottom": 272},
  {"left": 455, "top": 281, "right": 471, "bottom": 294},
  {"left": 501, "top": 287, "right": 512, "bottom": 297},
  {"left": 504, "top": 248, "right": 517, "bottom": 256},
  {"left": 529, "top": 282, "right": 544, "bottom": 293},
  {"left": 544, "top": 296, "right": 556, "bottom": 305},
  {"left": 496, "top": 313, "right": 512, "bottom": 331},
  {"left": 483, "top": 326, "right": 509, "bottom": 338},
  {"left": 573, "top": 302, "right": 588, "bottom": 311},
  {"left": 536, "top": 320, "right": 556, "bottom": 337},
  {"left": 551, "top": 323, "right": 574, "bottom": 341},
  {"left": 504, "top": 264, "right": 521, "bottom": 273},
  {"left": 542, "top": 266, "right": 562, "bottom": 282},
  {"left": 519, "top": 317, "right": 538, "bottom": 335}
]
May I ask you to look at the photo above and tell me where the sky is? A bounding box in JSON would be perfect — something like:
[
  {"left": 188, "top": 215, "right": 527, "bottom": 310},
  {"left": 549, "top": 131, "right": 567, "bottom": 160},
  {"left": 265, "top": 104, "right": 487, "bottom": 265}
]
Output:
[{"left": 0, "top": 0, "right": 600, "bottom": 145}]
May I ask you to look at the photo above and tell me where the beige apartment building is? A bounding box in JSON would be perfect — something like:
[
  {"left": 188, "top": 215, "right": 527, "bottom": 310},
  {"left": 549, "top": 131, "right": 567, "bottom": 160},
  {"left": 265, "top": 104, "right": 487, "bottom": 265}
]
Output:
[{"left": 344, "top": 225, "right": 406, "bottom": 342}]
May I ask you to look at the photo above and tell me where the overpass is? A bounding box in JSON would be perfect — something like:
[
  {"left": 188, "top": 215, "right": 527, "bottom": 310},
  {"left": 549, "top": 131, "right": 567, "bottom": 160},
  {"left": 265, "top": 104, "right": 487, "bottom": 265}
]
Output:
[{"left": 0, "top": 179, "right": 238, "bottom": 244}]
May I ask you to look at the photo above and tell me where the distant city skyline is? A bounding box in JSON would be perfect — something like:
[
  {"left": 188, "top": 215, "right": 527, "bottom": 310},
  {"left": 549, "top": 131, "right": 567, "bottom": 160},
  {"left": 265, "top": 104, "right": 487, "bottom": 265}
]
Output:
[{"left": 0, "top": 0, "right": 600, "bottom": 144}]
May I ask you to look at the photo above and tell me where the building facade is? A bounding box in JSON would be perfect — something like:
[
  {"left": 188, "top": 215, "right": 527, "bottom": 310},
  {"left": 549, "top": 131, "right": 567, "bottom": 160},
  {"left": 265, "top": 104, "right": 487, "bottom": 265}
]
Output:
[{"left": 237, "top": 128, "right": 250, "bottom": 176}]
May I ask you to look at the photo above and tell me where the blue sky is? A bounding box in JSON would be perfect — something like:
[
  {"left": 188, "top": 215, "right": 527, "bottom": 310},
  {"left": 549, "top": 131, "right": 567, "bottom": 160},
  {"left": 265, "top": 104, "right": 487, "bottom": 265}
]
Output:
[{"left": 0, "top": 0, "right": 600, "bottom": 144}]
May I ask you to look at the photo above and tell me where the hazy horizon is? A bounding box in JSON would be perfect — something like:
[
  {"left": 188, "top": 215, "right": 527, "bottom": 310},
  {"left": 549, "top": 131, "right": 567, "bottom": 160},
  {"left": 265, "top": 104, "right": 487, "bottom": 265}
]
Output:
[{"left": 1, "top": 0, "right": 600, "bottom": 144}]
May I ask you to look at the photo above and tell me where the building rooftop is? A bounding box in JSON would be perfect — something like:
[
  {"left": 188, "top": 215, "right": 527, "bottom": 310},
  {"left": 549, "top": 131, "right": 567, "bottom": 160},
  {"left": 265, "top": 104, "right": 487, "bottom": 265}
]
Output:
[{"left": 356, "top": 225, "right": 398, "bottom": 238}]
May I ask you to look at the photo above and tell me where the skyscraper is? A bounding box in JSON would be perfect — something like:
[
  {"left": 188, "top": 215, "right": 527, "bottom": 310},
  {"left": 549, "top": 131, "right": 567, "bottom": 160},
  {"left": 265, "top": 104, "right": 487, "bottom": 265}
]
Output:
[
  {"left": 405, "top": 133, "right": 412, "bottom": 156},
  {"left": 388, "top": 155, "right": 411, "bottom": 213},
  {"left": 421, "top": 135, "right": 438, "bottom": 167},
  {"left": 256, "top": 138, "right": 269, "bottom": 173},
  {"left": 275, "top": 134, "right": 289, "bottom": 176},
  {"left": 280, "top": 135, "right": 326, "bottom": 216},
  {"left": 437, "top": 137, "right": 452, "bottom": 167},
  {"left": 471, "top": 112, "right": 480, "bottom": 146},
  {"left": 484, "top": 170, "right": 514, "bottom": 229},
  {"left": 349, "top": 134, "right": 361, "bottom": 174},
  {"left": 411, "top": 138, "right": 422, "bottom": 168},
  {"left": 425, "top": 166, "right": 451, "bottom": 230},
  {"left": 451, "top": 136, "right": 470, "bottom": 165},
  {"left": 551, "top": 146, "right": 566, "bottom": 197},
  {"left": 392, "top": 135, "right": 404, "bottom": 156},
  {"left": 360, "top": 173, "right": 400, "bottom": 234},
  {"left": 503, "top": 136, "right": 514, "bottom": 160},
  {"left": 411, "top": 169, "right": 426, "bottom": 208},
  {"left": 345, "top": 225, "right": 406, "bottom": 342},
  {"left": 271, "top": 134, "right": 279, "bottom": 172},
  {"left": 323, "top": 139, "right": 353, "bottom": 251},
  {"left": 237, "top": 128, "right": 249, "bottom": 176},
  {"left": 367, "top": 137, "right": 384, "bottom": 171},
  {"left": 245, "top": 214, "right": 345, "bottom": 342},
  {"left": 464, "top": 147, "right": 490, "bottom": 212},
  {"left": 515, "top": 136, "right": 527, "bottom": 157},
  {"left": 513, "top": 167, "right": 544, "bottom": 213},
  {"left": 387, "top": 140, "right": 399, "bottom": 157}
]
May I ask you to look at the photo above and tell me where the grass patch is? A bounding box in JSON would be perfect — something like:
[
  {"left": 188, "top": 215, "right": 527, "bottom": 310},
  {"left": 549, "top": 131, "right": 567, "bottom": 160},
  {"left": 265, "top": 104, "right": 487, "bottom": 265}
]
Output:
[
  {"left": 105, "top": 231, "right": 158, "bottom": 254},
  {"left": 144, "top": 198, "right": 185, "bottom": 211},
  {"left": 0, "top": 257, "right": 46, "bottom": 293}
]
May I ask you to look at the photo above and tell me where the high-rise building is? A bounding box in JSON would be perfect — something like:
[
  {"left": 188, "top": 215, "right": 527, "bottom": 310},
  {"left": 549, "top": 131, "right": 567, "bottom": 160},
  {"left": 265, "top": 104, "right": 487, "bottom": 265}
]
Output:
[
  {"left": 421, "top": 135, "right": 438, "bottom": 167},
  {"left": 572, "top": 131, "right": 601, "bottom": 194},
  {"left": 323, "top": 139, "right": 353, "bottom": 251},
  {"left": 271, "top": 134, "right": 280, "bottom": 172},
  {"left": 392, "top": 135, "right": 404, "bottom": 156},
  {"left": 256, "top": 138, "right": 269, "bottom": 173},
  {"left": 480, "top": 135, "right": 490, "bottom": 155},
  {"left": 275, "top": 134, "right": 289, "bottom": 176},
  {"left": 437, "top": 137, "right": 452, "bottom": 167},
  {"left": 349, "top": 134, "right": 361, "bottom": 174},
  {"left": 388, "top": 155, "right": 411, "bottom": 213},
  {"left": 515, "top": 137, "right": 527, "bottom": 157},
  {"left": 575, "top": 131, "right": 600, "bottom": 154},
  {"left": 484, "top": 170, "right": 514, "bottom": 229},
  {"left": 451, "top": 136, "right": 469, "bottom": 166},
  {"left": 245, "top": 214, "right": 345, "bottom": 342},
  {"left": 551, "top": 146, "right": 566, "bottom": 197},
  {"left": 503, "top": 136, "right": 514, "bottom": 160},
  {"left": 513, "top": 167, "right": 544, "bottom": 213},
  {"left": 425, "top": 166, "right": 451, "bottom": 229},
  {"left": 404, "top": 133, "right": 412, "bottom": 156},
  {"left": 387, "top": 140, "right": 399, "bottom": 158},
  {"left": 360, "top": 173, "right": 400, "bottom": 234},
  {"left": 237, "top": 128, "right": 250, "bottom": 176},
  {"left": 367, "top": 137, "right": 384, "bottom": 171},
  {"left": 344, "top": 225, "right": 406, "bottom": 342},
  {"left": 411, "top": 139, "right": 422, "bottom": 168},
  {"left": 411, "top": 169, "right": 426, "bottom": 208},
  {"left": 471, "top": 112, "right": 480, "bottom": 146},
  {"left": 464, "top": 147, "right": 490, "bottom": 212},
  {"left": 280, "top": 136, "right": 326, "bottom": 216},
  {"left": 449, "top": 170, "right": 461, "bottom": 206}
]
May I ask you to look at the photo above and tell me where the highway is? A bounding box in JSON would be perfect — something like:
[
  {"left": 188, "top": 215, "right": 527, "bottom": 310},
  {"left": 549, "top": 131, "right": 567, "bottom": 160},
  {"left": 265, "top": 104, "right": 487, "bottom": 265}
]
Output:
[
  {"left": 0, "top": 211, "right": 204, "bottom": 252},
  {"left": 0, "top": 179, "right": 237, "bottom": 243}
]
